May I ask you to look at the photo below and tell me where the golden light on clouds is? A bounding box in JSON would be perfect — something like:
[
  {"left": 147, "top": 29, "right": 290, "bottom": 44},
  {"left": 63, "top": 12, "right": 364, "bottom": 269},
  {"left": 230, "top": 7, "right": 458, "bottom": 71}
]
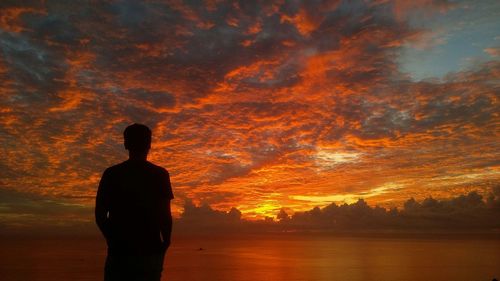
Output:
[
  {"left": 291, "top": 183, "right": 405, "bottom": 205},
  {"left": 314, "top": 149, "right": 362, "bottom": 169}
]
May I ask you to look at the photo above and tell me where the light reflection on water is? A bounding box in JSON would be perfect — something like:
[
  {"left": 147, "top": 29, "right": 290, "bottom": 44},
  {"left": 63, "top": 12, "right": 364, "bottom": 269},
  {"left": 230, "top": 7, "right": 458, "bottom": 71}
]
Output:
[{"left": 0, "top": 234, "right": 499, "bottom": 281}]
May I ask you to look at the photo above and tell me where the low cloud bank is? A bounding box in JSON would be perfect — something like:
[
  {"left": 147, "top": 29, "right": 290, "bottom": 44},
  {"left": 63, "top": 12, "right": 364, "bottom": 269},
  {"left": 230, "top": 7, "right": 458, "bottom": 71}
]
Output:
[
  {"left": 175, "top": 189, "right": 500, "bottom": 233},
  {"left": 1, "top": 188, "right": 499, "bottom": 235}
]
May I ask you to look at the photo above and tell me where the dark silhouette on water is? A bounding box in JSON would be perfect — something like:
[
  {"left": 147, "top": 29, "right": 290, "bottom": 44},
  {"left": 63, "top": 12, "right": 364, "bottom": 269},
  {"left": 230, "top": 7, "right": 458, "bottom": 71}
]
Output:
[{"left": 95, "top": 124, "right": 174, "bottom": 281}]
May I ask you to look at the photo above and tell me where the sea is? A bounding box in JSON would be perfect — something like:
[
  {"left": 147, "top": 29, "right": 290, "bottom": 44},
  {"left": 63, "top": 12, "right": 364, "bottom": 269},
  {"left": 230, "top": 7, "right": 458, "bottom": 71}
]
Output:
[{"left": 0, "top": 233, "right": 499, "bottom": 281}]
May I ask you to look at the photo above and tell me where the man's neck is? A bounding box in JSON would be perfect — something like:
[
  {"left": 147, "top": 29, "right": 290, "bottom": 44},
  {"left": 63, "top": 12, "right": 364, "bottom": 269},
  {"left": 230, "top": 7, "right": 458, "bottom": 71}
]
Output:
[{"left": 128, "top": 151, "right": 148, "bottom": 161}]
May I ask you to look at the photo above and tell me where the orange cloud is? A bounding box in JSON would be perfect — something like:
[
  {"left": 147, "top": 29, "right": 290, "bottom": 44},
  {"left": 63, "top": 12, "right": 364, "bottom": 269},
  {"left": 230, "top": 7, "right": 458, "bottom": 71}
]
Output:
[{"left": 0, "top": 0, "right": 498, "bottom": 224}]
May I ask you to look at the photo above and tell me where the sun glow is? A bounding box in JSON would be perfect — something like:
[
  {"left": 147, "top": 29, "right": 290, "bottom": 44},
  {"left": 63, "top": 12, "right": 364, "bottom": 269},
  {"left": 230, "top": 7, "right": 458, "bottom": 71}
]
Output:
[
  {"left": 291, "top": 183, "right": 405, "bottom": 205},
  {"left": 315, "top": 149, "right": 362, "bottom": 169}
]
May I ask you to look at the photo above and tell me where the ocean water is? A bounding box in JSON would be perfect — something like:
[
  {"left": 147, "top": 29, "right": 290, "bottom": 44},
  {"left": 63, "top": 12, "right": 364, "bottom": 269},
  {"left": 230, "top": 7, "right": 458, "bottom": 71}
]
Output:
[{"left": 0, "top": 233, "right": 499, "bottom": 281}]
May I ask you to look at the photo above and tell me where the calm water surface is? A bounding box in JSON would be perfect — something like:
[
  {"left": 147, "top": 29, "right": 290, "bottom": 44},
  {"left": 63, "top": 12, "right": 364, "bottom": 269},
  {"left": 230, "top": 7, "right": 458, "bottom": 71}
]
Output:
[{"left": 0, "top": 234, "right": 499, "bottom": 281}]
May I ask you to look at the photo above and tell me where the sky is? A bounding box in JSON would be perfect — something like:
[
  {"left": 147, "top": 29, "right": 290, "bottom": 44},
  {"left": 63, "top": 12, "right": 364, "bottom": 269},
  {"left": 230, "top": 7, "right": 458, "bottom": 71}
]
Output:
[{"left": 0, "top": 0, "right": 499, "bottom": 228}]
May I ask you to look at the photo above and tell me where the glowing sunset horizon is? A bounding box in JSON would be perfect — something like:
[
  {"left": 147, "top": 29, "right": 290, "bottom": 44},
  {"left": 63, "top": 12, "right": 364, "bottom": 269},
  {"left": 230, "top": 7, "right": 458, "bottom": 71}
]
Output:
[{"left": 1, "top": 0, "right": 499, "bottom": 226}]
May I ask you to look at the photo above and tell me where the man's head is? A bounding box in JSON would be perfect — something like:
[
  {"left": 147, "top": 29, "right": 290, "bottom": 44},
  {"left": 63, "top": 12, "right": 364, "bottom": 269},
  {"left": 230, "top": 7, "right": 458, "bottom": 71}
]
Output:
[{"left": 123, "top": 123, "right": 151, "bottom": 153}]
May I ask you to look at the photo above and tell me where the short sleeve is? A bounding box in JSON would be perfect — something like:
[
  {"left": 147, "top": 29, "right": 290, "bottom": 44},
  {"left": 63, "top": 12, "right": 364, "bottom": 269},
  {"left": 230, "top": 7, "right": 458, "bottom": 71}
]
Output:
[{"left": 161, "top": 169, "right": 174, "bottom": 200}]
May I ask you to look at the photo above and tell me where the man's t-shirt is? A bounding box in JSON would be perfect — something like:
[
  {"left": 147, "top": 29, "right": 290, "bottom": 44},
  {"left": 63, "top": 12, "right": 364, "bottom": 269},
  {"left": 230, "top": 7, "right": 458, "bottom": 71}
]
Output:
[{"left": 96, "top": 160, "right": 174, "bottom": 254}]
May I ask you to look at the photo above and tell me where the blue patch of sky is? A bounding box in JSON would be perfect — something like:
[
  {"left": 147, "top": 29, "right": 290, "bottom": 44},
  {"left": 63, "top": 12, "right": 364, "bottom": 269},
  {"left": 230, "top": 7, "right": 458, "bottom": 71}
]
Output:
[{"left": 398, "top": 0, "right": 500, "bottom": 81}]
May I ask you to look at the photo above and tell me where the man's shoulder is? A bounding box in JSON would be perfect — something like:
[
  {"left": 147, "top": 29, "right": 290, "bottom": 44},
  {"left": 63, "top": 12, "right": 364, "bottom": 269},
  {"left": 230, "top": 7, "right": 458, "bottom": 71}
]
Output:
[
  {"left": 145, "top": 161, "right": 169, "bottom": 175},
  {"left": 107, "top": 161, "right": 127, "bottom": 170},
  {"left": 102, "top": 161, "right": 128, "bottom": 175},
  {"left": 103, "top": 161, "right": 169, "bottom": 177}
]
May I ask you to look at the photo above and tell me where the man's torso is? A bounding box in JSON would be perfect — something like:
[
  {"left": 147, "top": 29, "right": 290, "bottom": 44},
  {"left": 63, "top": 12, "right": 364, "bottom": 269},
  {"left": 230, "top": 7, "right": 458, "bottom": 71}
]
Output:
[{"left": 103, "top": 160, "right": 172, "bottom": 254}]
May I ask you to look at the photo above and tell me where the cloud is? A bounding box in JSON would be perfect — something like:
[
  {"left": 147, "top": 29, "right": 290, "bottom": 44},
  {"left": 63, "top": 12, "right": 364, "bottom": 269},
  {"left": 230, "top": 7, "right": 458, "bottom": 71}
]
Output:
[
  {"left": 286, "top": 190, "right": 500, "bottom": 230},
  {"left": 484, "top": 47, "right": 500, "bottom": 57},
  {"left": 173, "top": 190, "right": 500, "bottom": 233},
  {"left": 0, "top": 0, "right": 498, "bottom": 224},
  {"left": 1, "top": 187, "right": 498, "bottom": 235},
  {"left": 392, "top": 0, "right": 456, "bottom": 21},
  {"left": 173, "top": 199, "right": 257, "bottom": 233},
  {"left": 0, "top": 188, "right": 94, "bottom": 234}
]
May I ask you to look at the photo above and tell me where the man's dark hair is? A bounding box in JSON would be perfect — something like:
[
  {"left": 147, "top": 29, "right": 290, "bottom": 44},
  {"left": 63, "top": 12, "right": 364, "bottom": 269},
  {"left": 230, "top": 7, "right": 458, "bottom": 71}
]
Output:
[{"left": 124, "top": 123, "right": 152, "bottom": 152}]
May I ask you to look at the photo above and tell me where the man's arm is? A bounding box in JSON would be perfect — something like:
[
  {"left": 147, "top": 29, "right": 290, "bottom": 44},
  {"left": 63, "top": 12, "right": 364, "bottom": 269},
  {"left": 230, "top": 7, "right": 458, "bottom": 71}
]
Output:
[
  {"left": 159, "top": 170, "right": 174, "bottom": 251},
  {"left": 95, "top": 169, "right": 111, "bottom": 241},
  {"left": 159, "top": 198, "right": 173, "bottom": 250}
]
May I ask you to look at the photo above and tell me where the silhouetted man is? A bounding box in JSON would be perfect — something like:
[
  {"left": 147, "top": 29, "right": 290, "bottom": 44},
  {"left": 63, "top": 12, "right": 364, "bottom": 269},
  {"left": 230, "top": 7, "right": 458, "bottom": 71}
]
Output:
[{"left": 95, "top": 123, "right": 174, "bottom": 281}]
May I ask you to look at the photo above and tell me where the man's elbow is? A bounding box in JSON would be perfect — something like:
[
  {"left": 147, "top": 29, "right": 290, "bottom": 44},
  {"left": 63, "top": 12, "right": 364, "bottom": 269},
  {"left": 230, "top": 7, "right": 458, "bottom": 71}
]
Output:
[
  {"left": 163, "top": 216, "right": 173, "bottom": 226},
  {"left": 161, "top": 216, "right": 173, "bottom": 230},
  {"left": 95, "top": 209, "right": 108, "bottom": 231},
  {"left": 95, "top": 208, "right": 104, "bottom": 223},
  {"left": 95, "top": 216, "right": 105, "bottom": 229}
]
